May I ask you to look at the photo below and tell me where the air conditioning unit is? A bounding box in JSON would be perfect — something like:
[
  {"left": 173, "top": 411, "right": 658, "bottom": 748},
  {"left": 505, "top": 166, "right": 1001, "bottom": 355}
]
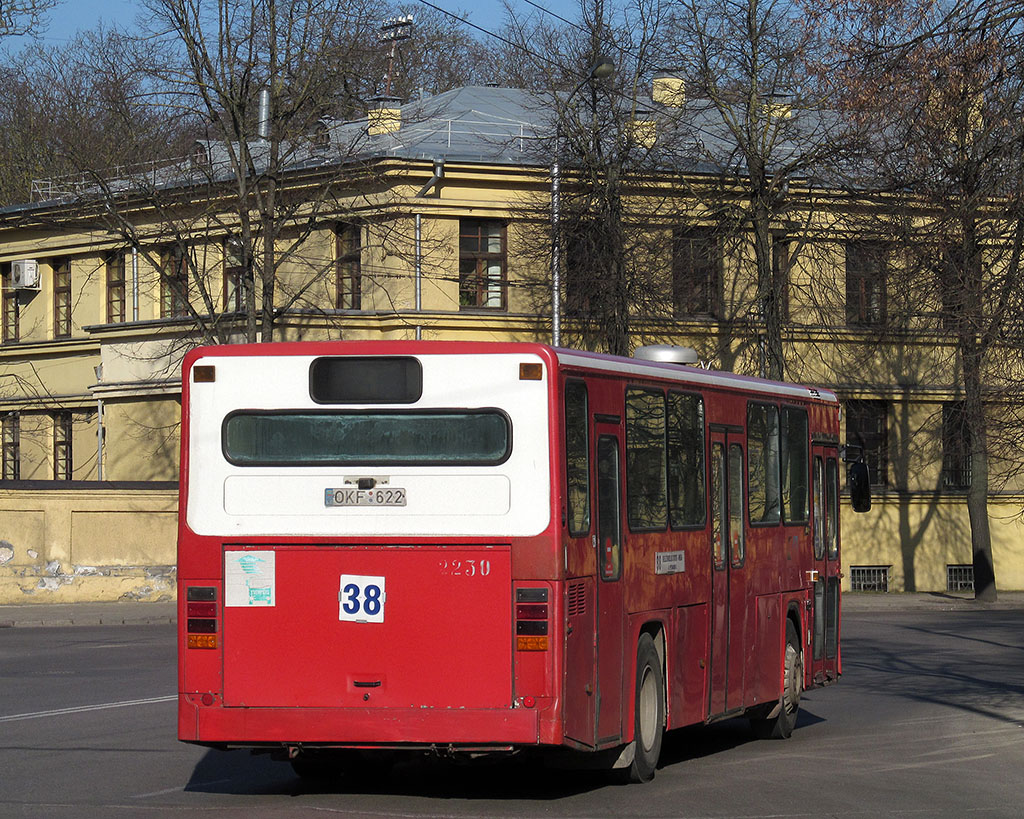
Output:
[{"left": 11, "top": 259, "right": 40, "bottom": 290}]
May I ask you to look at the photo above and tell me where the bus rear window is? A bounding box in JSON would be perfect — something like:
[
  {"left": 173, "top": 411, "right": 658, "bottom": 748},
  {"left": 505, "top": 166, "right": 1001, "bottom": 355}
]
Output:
[
  {"left": 310, "top": 357, "right": 422, "bottom": 404},
  {"left": 223, "top": 410, "right": 510, "bottom": 466}
]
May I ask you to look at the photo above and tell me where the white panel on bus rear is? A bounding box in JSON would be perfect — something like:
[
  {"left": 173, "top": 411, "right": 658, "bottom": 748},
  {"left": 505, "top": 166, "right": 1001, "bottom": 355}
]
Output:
[{"left": 186, "top": 352, "right": 551, "bottom": 538}]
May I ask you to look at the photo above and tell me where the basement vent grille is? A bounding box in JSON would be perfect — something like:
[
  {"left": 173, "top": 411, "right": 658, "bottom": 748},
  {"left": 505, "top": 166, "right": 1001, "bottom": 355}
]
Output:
[
  {"left": 850, "top": 565, "right": 890, "bottom": 592},
  {"left": 947, "top": 564, "right": 974, "bottom": 592}
]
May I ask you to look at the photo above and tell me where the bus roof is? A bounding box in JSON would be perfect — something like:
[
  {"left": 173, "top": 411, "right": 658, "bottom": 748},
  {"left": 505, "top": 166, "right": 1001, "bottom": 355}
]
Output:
[{"left": 183, "top": 340, "right": 838, "bottom": 405}]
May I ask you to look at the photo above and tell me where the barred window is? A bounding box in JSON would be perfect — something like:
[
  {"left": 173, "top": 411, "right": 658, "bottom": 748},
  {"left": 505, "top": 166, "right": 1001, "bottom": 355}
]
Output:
[{"left": 2, "top": 266, "right": 17, "bottom": 343}]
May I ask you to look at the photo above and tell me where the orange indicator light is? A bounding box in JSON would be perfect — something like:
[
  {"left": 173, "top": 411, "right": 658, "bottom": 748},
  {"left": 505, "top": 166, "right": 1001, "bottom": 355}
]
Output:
[
  {"left": 516, "top": 635, "right": 549, "bottom": 651},
  {"left": 188, "top": 634, "right": 218, "bottom": 649},
  {"left": 519, "top": 363, "right": 543, "bottom": 381}
]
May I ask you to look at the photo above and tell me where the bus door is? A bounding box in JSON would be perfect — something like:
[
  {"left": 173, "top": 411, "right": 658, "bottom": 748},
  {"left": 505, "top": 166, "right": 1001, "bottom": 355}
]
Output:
[
  {"left": 810, "top": 446, "right": 841, "bottom": 684},
  {"left": 593, "top": 426, "right": 625, "bottom": 746},
  {"left": 708, "top": 427, "right": 747, "bottom": 716}
]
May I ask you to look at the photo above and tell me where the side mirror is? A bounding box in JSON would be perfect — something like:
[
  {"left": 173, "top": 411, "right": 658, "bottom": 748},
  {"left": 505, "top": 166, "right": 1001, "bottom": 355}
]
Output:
[{"left": 848, "top": 462, "right": 871, "bottom": 513}]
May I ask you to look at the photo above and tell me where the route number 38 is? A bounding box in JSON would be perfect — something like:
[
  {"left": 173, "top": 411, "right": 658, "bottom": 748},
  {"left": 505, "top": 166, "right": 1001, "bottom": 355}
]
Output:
[{"left": 338, "top": 574, "right": 386, "bottom": 623}]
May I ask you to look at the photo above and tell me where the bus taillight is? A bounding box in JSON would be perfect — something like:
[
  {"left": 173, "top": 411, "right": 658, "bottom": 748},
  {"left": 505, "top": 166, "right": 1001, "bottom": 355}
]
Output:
[
  {"left": 515, "top": 588, "right": 549, "bottom": 651},
  {"left": 186, "top": 586, "right": 218, "bottom": 649}
]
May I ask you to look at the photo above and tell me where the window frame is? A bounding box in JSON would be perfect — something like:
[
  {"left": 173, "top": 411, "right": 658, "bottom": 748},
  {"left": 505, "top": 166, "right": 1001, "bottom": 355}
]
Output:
[
  {"left": 747, "top": 402, "right": 782, "bottom": 527},
  {"left": 106, "top": 251, "right": 126, "bottom": 324},
  {"left": 53, "top": 258, "right": 72, "bottom": 338},
  {"left": 160, "top": 244, "right": 190, "bottom": 318},
  {"left": 53, "top": 411, "right": 73, "bottom": 480},
  {"left": 2, "top": 412, "right": 20, "bottom": 481},
  {"left": 2, "top": 267, "right": 18, "bottom": 344},
  {"left": 625, "top": 386, "right": 668, "bottom": 533},
  {"left": 564, "top": 379, "right": 591, "bottom": 538},
  {"left": 845, "top": 241, "right": 887, "bottom": 327},
  {"left": 846, "top": 399, "right": 889, "bottom": 488},
  {"left": 941, "top": 401, "right": 972, "bottom": 490},
  {"left": 672, "top": 227, "right": 721, "bottom": 318},
  {"left": 223, "top": 236, "right": 246, "bottom": 313},
  {"left": 667, "top": 390, "right": 706, "bottom": 530},
  {"left": 458, "top": 218, "right": 507, "bottom": 311},
  {"left": 336, "top": 222, "right": 362, "bottom": 310}
]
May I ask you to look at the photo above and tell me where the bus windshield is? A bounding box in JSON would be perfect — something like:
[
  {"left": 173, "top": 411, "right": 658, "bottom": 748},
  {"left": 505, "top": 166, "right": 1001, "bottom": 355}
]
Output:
[{"left": 222, "top": 410, "right": 510, "bottom": 466}]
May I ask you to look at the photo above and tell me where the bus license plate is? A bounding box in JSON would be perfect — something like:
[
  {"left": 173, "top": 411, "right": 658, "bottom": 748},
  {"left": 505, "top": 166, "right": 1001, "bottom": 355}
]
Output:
[{"left": 325, "top": 488, "right": 407, "bottom": 507}]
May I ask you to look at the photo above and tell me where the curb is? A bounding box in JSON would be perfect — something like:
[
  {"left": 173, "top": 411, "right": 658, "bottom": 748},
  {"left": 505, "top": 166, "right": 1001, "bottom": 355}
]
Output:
[{"left": 0, "top": 603, "right": 177, "bottom": 629}]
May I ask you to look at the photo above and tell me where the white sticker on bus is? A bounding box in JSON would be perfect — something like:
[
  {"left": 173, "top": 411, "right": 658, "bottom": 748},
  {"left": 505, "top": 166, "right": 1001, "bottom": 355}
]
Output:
[
  {"left": 338, "top": 574, "right": 386, "bottom": 623},
  {"left": 655, "top": 550, "right": 686, "bottom": 575},
  {"left": 225, "top": 551, "right": 276, "bottom": 607}
]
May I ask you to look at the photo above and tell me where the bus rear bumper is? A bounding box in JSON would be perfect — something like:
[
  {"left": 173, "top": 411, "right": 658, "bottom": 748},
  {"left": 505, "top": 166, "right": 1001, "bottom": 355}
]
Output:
[{"left": 179, "top": 695, "right": 542, "bottom": 747}]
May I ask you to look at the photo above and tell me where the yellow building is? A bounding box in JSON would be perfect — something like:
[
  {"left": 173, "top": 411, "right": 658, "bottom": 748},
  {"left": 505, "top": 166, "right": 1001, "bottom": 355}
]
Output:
[{"left": 0, "top": 84, "right": 1020, "bottom": 601}]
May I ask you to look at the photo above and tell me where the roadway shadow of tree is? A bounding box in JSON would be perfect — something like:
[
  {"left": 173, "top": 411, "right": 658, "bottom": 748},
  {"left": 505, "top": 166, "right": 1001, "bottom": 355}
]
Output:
[{"left": 841, "top": 611, "right": 1024, "bottom": 725}]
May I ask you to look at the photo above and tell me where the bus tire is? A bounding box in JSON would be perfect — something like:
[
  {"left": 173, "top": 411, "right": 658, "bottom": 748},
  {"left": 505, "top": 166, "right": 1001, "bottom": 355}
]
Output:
[
  {"left": 751, "top": 619, "right": 802, "bottom": 740},
  {"left": 627, "top": 633, "right": 664, "bottom": 783}
]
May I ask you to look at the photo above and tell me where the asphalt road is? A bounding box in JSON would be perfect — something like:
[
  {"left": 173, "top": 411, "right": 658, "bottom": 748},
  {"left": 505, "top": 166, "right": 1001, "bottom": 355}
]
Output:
[{"left": 1, "top": 611, "right": 1023, "bottom": 818}]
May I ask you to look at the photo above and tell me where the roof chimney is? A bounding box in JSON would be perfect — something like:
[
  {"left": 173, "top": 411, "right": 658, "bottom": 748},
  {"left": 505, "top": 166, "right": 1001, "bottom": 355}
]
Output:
[{"left": 652, "top": 73, "right": 686, "bottom": 107}]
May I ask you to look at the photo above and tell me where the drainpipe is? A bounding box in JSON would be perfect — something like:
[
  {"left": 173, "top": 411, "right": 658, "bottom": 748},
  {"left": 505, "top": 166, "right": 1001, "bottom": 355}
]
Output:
[
  {"left": 416, "top": 159, "right": 445, "bottom": 197},
  {"left": 551, "top": 158, "right": 561, "bottom": 347},
  {"left": 415, "top": 213, "right": 423, "bottom": 340},
  {"left": 131, "top": 246, "right": 139, "bottom": 321},
  {"left": 96, "top": 397, "right": 104, "bottom": 481}
]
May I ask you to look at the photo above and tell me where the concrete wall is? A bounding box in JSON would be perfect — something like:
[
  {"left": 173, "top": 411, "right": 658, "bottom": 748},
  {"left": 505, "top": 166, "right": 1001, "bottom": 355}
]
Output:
[{"left": 0, "top": 485, "right": 177, "bottom": 603}]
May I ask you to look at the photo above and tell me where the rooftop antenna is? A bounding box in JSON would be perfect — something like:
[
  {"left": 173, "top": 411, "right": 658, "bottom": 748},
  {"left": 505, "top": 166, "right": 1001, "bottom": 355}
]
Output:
[{"left": 379, "top": 16, "right": 414, "bottom": 100}]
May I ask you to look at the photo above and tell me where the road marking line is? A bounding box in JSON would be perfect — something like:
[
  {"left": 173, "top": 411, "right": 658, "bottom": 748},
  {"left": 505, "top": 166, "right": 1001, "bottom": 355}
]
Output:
[{"left": 0, "top": 694, "right": 176, "bottom": 723}]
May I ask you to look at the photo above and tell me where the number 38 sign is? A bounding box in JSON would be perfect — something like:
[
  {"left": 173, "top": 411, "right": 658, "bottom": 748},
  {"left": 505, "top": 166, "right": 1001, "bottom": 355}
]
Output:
[{"left": 338, "top": 574, "right": 386, "bottom": 623}]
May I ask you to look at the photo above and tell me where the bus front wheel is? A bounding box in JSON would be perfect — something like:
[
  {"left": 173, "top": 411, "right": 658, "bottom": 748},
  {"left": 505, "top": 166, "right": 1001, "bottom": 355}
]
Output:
[
  {"left": 626, "top": 633, "right": 665, "bottom": 783},
  {"left": 751, "top": 618, "right": 802, "bottom": 740}
]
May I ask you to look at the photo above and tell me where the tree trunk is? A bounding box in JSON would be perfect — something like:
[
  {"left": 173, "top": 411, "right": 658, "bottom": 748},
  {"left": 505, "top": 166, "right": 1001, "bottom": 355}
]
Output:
[{"left": 963, "top": 340, "right": 997, "bottom": 602}]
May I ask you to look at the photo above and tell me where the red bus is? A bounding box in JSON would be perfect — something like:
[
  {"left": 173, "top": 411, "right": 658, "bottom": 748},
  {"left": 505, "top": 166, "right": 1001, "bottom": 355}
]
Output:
[{"left": 177, "top": 340, "right": 868, "bottom": 783}]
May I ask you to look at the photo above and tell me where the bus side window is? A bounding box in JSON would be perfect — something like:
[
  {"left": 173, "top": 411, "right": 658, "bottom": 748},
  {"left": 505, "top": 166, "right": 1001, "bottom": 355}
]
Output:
[
  {"left": 597, "top": 436, "right": 622, "bottom": 581},
  {"left": 711, "top": 443, "right": 726, "bottom": 570},
  {"left": 826, "top": 458, "right": 839, "bottom": 560},
  {"left": 729, "top": 443, "right": 745, "bottom": 567},
  {"left": 565, "top": 381, "right": 590, "bottom": 536},
  {"left": 747, "top": 403, "right": 781, "bottom": 525}
]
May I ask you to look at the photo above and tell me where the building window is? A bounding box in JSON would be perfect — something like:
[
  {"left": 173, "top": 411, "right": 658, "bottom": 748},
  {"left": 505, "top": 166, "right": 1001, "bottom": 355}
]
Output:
[
  {"left": 846, "top": 242, "right": 886, "bottom": 326},
  {"left": 459, "top": 219, "right": 506, "bottom": 310},
  {"left": 106, "top": 252, "right": 126, "bottom": 324},
  {"left": 2, "top": 266, "right": 18, "bottom": 344},
  {"left": 672, "top": 228, "right": 720, "bottom": 317},
  {"left": 850, "top": 565, "right": 890, "bottom": 592},
  {"left": 846, "top": 399, "right": 888, "bottom": 487},
  {"left": 54, "top": 258, "right": 72, "bottom": 338},
  {"left": 53, "top": 411, "right": 72, "bottom": 480},
  {"left": 2, "top": 413, "right": 19, "bottom": 480},
  {"left": 160, "top": 245, "right": 189, "bottom": 318},
  {"left": 336, "top": 223, "right": 361, "bottom": 310},
  {"left": 224, "top": 237, "right": 245, "bottom": 313},
  {"left": 942, "top": 401, "right": 972, "bottom": 489}
]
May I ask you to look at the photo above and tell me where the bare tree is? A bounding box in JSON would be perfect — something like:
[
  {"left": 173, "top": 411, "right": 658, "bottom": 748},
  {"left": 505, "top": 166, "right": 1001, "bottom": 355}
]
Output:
[{"left": 834, "top": 0, "right": 1024, "bottom": 601}]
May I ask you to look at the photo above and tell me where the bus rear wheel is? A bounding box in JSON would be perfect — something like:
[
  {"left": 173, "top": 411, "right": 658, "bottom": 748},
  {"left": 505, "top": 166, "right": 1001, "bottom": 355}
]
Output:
[
  {"left": 751, "top": 619, "right": 802, "bottom": 740},
  {"left": 626, "top": 633, "right": 664, "bottom": 783}
]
